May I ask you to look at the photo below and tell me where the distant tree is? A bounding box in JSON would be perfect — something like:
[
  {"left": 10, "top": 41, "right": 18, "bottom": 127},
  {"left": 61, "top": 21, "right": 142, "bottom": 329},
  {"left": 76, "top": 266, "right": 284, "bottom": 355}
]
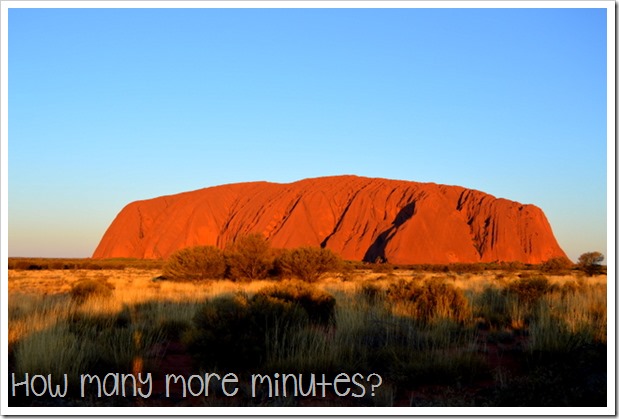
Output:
[
  {"left": 225, "top": 233, "right": 273, "bottom": 281},
  {"left": 577, "top": 251, "right": 605, "bottom": 276}
]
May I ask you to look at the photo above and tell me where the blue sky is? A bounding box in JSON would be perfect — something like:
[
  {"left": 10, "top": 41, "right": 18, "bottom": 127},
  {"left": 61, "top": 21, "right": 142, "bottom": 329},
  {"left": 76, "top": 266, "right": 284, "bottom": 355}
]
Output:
[{"left": 7, "top": 5, "right": 609, "bottom": 261}]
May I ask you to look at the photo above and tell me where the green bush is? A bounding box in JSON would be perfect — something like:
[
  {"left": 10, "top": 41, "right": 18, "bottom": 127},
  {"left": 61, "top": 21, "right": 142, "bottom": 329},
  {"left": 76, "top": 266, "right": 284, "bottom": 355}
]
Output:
[
  {"left": 274, "top": 247, "right": 341, "bottom": 282},
  {"left": 225, "top": 234, "right": 274, "bottom": 281},
  {"left": 69, "top": 278, "right": 114, "bottom": 304},
  {"left": 162, "top": 245, "right": 226, "bottom": 281}
]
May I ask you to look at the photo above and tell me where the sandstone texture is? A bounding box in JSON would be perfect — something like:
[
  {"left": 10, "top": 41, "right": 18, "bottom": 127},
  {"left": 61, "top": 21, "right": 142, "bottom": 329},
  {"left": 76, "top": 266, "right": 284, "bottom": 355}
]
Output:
[{"left": 93, "top": 175, "right": 567, "bottom": 264}]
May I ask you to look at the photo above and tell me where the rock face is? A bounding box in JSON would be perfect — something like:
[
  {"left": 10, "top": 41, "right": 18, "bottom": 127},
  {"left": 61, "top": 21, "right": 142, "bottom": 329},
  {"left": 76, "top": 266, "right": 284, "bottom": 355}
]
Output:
[{"left": 93, "top": 175, "right": 567, "bottom": 264}]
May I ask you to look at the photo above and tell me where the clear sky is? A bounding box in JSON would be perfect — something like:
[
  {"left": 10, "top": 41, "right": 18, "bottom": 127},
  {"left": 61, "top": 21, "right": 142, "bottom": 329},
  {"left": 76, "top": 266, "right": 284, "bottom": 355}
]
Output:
[{"left": 6, "top": 4, "right": 609, "bottom": 262}]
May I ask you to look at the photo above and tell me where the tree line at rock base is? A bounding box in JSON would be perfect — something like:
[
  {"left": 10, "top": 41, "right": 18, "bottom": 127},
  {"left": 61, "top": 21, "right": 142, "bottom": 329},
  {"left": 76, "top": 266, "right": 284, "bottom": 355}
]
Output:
[{"left": 9, "top": 235, "right": 605, "bottom": 278}]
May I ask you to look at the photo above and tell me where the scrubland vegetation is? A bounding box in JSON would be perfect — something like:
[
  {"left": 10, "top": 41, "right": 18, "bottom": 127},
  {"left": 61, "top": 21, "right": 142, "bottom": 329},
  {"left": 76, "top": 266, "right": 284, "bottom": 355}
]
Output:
[{"left": 8, "top": 240, "right": 608, "bottom": 407}]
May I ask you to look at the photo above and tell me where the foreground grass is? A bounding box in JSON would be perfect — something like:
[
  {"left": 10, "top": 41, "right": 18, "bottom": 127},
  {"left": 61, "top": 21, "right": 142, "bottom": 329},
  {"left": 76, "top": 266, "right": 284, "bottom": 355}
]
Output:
[{"left": 8, "top": 268, "right": 607, "bottom": 407}]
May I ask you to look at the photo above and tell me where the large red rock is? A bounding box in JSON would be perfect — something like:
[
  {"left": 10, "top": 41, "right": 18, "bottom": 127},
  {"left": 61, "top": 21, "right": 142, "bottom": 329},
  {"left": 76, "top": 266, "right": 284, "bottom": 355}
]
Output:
[{"left": 93, "top": 175, "right": 567, "bottom": 264}]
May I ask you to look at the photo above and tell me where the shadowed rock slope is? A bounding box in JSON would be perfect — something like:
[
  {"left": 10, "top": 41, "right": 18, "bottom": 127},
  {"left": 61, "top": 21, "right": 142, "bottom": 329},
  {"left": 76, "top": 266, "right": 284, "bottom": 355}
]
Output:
[{"left": 93, "top": 175, "right": 567, "bottom": 264}]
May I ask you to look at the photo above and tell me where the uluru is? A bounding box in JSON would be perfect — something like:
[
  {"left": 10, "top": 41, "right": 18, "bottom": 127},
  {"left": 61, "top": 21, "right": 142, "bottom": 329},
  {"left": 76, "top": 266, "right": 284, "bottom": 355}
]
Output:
[{"left": 93, "top": 175, "right": 567, "bottom": 264}]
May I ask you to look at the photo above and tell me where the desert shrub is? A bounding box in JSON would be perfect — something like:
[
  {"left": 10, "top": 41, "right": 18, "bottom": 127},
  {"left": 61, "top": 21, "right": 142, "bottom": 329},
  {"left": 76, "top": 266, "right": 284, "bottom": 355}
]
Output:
[
  {"left": 494, "top": 272, "right": 508, "bottom": 281},
  {"left": 162, "top": 245, "right": 226, "bottom": 281},
  {"left": 69, "top": 278, "right": 114, "bottom": 304},
  {"left": 499, "top": 261, "right": 526, "bottom": 272},
  {"left": 48, "top": 261, "right": 67, "bottom": 270},
  {"left": 225, "top": 234, "right": 274, "bottom": 281},
  {"left": 187, "top": 294, "right": 261, "bottom": 369},
  {"left": 187, "top": 293, "right": 308, "bottom": 369},
  {"left": 540, "top": 257, "right": 573, "bottom": 275},
  {"left": 337, "top": 261, "right": 358, "bottom": 281},
  {"left": 360, "top": 281, "right": 384, "bottom": 305},
  {"left": 506, "top": 275, "right": 550, "bottom": 305},
  {"left": 256, "top": 280, "right": 337, "bottom": 326},
  {"left": 434, "top": 264, "right": 451, "bottom": 273},
  {"left": 413, "top": 278, "right": 471, "bottom": 324},
  {"left": 11, "top": 260, "right": 44, "bottom": 270},
  {"left": 560, "top": 279, "right": 586, "bottom": 296},
  {"left": 410, "top": 272, "right": 426, "bottom": 281},
  {"left": 274, "top": 247, "right": 341, "bottom": 282},
  {"left": 385, "top": 278, "right": 421, "bottom": 302},
  {"left": 8, "top": 257, "right": 165, "bottom": 271},
  {"left": 386, "top": 278, "right": 471, "bottom": 324},
  {"left": 371, "top": 258, "right": 394, "bottom": 274},
  {"left": 448, "top": 263, "right": 484, "bottom": 274},
  {"left": 80, "top": 262, "right": 103, "bottom": 270},
  {"left": 412, "top": 264, "right": 450, "bottom": 273}
]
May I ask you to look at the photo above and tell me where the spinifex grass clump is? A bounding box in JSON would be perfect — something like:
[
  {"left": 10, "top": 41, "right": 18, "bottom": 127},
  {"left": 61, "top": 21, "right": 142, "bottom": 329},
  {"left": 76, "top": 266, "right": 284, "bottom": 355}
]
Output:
[
  {"left": 527, "top": 280, "right": 607, "bottom": 352},
  {"left": 256, "top": 280, "right": 336, "bottom": 326},
  {"left": 12, "top": 294, "right": 165, "bottom": 396},
  {"left": 360, "top": 281, "right": 384, "bottom": 305},
  {"left": 506, "top": 275, "right": 550, "bottom": 306},
  {"left": 69, "top": 277, "right": 115, "bottom": 304},
  {"left": 472, "top": 285, "right": 513, "bottom": 329},
  {"left": 385, "top": 277, "right": 471, "bottom": 324},
  {"left": 187, "top": 282, "right": 337, "bottom": 370},
  {"left": 186, "top": 293, "right": 309, "bottom": 370},
  {"left": 14, "top": 324, "right": 99, "bottom": 383}
]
